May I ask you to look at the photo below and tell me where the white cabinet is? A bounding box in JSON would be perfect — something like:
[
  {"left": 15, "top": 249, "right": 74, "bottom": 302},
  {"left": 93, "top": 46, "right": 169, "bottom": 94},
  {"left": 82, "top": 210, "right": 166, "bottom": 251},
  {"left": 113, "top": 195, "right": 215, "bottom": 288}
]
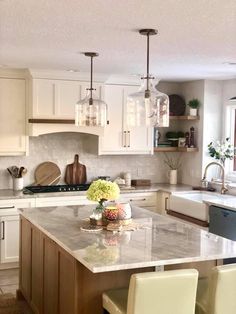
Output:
[
  {"left": 99, "top": 84, "right": 153, "bottom": 155},
  {"left": 0, "top": 198, "right": 35, "bottom": 266},
  {"left": 0, "top": 215, "right": 19, "bottom": 263},
  {"left": 31, "top": 79, "right": 103, "bottom": 119},
  {"left": 35, "top": 195, "right": 96, "bottom": 207},
  {"left": 119, "top": 192, "right": 157, "bottom": 212},
  {"left": 0, "top": 78, "right": 28, "bottom": 155}
]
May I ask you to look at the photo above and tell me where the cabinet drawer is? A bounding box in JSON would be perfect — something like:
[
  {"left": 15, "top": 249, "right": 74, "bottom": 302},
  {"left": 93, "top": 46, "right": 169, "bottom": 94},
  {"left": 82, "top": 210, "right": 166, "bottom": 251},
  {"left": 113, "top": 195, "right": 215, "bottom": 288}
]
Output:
[
  {"left": 119, "top": 192, "right": 157, "bottom": 207},
  {"left": 35, "top": 196, "right": 95, "bottom": 207}
]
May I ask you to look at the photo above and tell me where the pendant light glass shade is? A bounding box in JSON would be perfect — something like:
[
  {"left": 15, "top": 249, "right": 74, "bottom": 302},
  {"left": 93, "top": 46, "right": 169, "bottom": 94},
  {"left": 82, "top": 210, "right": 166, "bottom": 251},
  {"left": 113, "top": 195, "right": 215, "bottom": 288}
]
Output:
[
  {"left": 127, "top": 78, "right": 169, "bottom": 127},
  {"left": 75, "top": 52, "right": 107, "bottom": 127},
  {"left": 127, "top": 29, "right": 169, "bottom": 127},
  {"left": 229, "top": 96, "right": 236, "bottom": 102}
]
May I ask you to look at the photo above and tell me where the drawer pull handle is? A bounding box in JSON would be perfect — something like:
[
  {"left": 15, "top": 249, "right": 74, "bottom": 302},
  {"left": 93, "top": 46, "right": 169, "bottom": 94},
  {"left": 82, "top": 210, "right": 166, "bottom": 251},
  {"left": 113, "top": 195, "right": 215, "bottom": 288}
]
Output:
[
  {"left": 165, "top": 197, "right": 169, "bottom": 211},
  {"left": 0, "top": 206, "right": 15, "bottom": 209},
  {"left": 129, "top": 198, "right": 146, "bottom": 202},
  {"left": 1, "top": 221, "right": 5, "bottom": 240}
]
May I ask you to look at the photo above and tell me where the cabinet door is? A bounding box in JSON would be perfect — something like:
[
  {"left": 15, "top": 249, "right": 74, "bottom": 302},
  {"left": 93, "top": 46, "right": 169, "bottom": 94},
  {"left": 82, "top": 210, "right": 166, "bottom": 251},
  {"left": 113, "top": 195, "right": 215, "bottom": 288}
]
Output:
[
  {"left": 123, "top": 86, "right": 153, "bottom": 154},
  {"left": 32, "top": 79, "right": 82, "bottom": 119},
  {"left": 0, "top": 215, "right": 19, "bottom": 263},
  {"left": 0, "top": 78, "right": 27, "bottom": 155},
  {"left": 99, "top": 85, "right": 126, "bottom": 154},
  {"left": 57, "top": 80, "right": 81, "bottom": 118}
]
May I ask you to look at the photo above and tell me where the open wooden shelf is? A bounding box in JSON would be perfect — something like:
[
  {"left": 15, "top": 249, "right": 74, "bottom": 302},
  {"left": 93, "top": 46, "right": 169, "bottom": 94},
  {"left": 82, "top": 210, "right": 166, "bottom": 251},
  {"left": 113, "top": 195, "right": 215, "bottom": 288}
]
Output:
[
  {"left": 169, "top": 115, "right": 199, "bottom": 120},
  {"left": 154, "top": 147, "right": 198, "bottom": 152}
]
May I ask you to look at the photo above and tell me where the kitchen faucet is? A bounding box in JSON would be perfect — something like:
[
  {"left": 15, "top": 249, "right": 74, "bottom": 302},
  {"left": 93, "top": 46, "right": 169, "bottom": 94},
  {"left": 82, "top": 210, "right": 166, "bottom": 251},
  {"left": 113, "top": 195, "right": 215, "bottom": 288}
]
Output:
[{"left": 202, "top": 161, "right": 228, "bottom": 194}]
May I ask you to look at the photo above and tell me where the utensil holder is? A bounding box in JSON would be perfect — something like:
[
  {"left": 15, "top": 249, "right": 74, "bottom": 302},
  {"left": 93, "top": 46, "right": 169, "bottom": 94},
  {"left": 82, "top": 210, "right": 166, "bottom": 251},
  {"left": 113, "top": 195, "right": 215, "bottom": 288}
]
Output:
[{"left": 13, "top": 177, "right": 24, "bottom": 191}]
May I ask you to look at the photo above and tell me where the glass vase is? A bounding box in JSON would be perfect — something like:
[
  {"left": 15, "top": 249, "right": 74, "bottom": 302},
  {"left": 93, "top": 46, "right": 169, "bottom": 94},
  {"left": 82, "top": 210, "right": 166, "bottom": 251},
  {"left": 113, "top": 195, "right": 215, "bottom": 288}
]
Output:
[{"left": 92, "top": 200, "right": 105, "bottom": 220}]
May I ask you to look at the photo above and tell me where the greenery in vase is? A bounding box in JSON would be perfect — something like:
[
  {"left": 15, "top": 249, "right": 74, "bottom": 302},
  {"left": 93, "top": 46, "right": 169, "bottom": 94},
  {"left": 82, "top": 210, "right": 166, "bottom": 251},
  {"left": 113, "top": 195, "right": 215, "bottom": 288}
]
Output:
[
  {"left": 187, "top": 98, "right": 200, "bottom": 109},
  {"left": 163, "top": 153, "right": 182, "bottom": 170},
  {"left": 208, "top": 137, "right": 235, "bottom": 165}
]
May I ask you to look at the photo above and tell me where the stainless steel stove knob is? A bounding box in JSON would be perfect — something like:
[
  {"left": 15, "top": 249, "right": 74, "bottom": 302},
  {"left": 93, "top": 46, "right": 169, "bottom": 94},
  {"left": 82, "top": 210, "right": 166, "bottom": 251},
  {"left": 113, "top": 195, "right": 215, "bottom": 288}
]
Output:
[
  {"left": 59, "top": 188, "right": 62, "bottom": 191},
  {"left": 68, "top": 188, "right": 71, "bottom": 191}
]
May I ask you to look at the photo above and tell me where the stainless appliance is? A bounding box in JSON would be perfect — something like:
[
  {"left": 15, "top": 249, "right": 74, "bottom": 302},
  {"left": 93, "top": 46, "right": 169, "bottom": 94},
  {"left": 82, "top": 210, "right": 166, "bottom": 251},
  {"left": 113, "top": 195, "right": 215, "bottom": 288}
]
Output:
[
  {"left": 23, "top": 184, "right": 90, "bottom": 194},
  {"left": 209, "top": 205, "right": 236, "bottom": 264}
]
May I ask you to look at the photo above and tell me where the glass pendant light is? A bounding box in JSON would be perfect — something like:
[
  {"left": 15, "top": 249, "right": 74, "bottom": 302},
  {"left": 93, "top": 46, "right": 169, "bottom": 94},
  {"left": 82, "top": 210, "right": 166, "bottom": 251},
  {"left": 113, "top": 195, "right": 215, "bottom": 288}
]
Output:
[
  {"left": 229, "top": 97, "right": 236, "bottom": 102},
  {"left": 75, "top": 52, "right": 107, "bottom": 127},
  {"left": 126, "top": 29, "right": 169, "bottom": 127}
]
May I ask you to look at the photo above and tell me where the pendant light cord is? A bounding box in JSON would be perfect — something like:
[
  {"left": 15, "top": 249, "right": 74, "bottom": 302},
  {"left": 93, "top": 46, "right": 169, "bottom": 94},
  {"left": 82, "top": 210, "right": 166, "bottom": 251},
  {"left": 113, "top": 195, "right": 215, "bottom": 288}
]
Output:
[
  {"left": 146, "top": 31, "right": 150, "bottom": 96},
  {"left": 89, "top": 55, "right": 93, "bottom": 105}
]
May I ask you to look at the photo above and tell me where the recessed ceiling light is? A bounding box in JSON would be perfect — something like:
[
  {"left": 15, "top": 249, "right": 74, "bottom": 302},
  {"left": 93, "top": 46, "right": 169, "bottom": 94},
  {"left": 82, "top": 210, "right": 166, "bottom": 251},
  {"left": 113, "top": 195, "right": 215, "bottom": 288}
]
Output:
[
  {"left": 223, "top": 62, "right": 236, "bottom": 65},
  {"left": 66, "top": 69, "right": 79, "bottom": 72}
]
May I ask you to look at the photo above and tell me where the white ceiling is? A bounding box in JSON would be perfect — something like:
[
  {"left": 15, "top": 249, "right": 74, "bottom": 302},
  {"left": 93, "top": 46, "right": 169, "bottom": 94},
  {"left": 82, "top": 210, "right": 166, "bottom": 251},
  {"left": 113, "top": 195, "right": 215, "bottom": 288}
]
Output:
[{"left": 0, "top": 0, "right": 236, "bottom": 81}]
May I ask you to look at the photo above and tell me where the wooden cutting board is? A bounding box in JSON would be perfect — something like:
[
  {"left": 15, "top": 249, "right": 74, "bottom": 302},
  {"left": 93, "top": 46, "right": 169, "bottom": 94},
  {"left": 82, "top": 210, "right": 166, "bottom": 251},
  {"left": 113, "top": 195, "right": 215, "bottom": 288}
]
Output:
[
  {"left": 34, "top": 162, "right": 61, "bottom": 185},
  {"left": 65, "top": 154, "right": 87, "bottom": 185}
]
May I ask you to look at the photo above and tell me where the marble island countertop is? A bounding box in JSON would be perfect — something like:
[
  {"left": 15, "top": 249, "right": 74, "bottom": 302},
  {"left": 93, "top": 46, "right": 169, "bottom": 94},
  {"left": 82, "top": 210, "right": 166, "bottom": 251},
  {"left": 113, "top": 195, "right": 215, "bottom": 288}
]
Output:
[{"left": 20, "top": 205, "right": 236, "bottom": 273}]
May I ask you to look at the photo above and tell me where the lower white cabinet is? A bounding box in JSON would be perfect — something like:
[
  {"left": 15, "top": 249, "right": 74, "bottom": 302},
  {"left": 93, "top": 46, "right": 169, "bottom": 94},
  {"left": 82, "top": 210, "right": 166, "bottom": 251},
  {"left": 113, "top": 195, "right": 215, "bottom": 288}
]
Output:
[
  {"left": 118, "top": 192, "right": 157, "bottom": 212},
  {"left": 35, "top": 195, "right": 96, "bottom": 207},
  {"left": 0, "top": 214, "right": 19, "bottom": 263},
  {"left": 0, "top": 198, "right": 35, "bottom": 266}
]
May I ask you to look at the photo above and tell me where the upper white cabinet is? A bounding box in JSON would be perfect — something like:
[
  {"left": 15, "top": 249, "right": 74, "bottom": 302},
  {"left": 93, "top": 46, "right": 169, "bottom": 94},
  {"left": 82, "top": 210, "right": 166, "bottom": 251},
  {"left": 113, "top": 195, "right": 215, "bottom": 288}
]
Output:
[
  {"left": 0, "top": 77, "right": 28, "bottom": 156},
  {"left": 30, "top": 78, "right": 103, "bottom": 119},
  {"left": 99, "top": 84, "right": 153, "bottom": 155}
]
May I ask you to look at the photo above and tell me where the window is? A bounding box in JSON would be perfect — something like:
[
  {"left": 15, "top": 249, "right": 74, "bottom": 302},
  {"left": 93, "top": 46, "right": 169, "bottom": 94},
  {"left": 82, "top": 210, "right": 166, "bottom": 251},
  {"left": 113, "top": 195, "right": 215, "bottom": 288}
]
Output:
[{"left": 225, "top": 104, "right": 236, "bottom": 180}]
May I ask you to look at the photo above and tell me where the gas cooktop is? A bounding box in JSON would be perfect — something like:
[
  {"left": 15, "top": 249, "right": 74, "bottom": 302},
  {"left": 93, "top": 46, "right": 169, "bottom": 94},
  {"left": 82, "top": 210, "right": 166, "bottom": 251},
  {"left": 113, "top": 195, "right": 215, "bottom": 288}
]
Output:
[{"left": 23, "top": 184, "right": 90, "bottom": 194}]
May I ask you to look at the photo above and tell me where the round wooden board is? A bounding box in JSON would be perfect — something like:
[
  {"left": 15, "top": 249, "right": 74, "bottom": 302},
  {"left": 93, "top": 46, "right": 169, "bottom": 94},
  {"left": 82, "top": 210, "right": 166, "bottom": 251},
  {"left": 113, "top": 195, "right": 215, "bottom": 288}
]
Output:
[{"left": 34, "top": 161, "right": 61, "bottom": 185}]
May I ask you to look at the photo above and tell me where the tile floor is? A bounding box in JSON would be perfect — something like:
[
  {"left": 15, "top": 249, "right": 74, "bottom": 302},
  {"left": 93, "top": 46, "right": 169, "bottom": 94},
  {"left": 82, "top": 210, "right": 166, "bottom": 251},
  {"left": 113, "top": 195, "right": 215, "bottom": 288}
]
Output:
[{"left": 0, "top": 268, "right": 19, "bottom": 296}]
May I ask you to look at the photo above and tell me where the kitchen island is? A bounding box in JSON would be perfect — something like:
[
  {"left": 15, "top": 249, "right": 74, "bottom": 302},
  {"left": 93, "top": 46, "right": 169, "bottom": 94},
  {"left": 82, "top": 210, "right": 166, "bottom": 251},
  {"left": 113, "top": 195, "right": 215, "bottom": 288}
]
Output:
[{"left": 19, "top": 205, "right": 236, "bottom": 314}]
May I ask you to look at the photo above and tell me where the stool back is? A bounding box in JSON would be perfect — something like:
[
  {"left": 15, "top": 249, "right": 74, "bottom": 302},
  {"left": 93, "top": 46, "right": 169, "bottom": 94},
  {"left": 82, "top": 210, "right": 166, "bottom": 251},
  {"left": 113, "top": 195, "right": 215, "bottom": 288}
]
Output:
[
  {"left": 127, "top": 269, "right": 198, "bottom": 314},
  {"left": 207, "top": 263, "right": 236, "bottom": 314}
]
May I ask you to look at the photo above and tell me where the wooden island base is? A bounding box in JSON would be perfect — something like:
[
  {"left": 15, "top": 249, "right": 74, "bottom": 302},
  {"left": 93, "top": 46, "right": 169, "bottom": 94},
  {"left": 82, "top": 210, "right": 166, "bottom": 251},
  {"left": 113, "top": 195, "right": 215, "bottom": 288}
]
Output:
[{"left": 19, "top": 217, "right": 219, "bottom": 314}]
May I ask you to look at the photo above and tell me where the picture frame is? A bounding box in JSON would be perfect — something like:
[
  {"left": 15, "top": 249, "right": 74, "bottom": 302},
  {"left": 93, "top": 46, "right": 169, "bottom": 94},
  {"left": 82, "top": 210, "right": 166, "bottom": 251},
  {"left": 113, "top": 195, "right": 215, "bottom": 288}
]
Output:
[{"left": 178, "top": 137, "right": 186, "bottom": 147}]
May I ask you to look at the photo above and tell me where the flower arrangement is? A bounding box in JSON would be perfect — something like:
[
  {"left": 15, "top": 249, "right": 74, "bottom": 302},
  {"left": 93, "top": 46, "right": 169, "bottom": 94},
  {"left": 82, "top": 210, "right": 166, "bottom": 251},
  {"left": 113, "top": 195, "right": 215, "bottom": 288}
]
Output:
[
  {"left": 87, "top": 179, "right": 120, "bottom": 220},
  {"left": 208, "top": 137, "right": 235, "bottom": 166}
]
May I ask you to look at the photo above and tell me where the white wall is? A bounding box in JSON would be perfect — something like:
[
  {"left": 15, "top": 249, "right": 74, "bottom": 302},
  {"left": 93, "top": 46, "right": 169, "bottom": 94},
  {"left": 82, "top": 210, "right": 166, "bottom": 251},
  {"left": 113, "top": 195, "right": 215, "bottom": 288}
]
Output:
[{"left": 178, "top": 80, "right": 205, "bottom": 186}]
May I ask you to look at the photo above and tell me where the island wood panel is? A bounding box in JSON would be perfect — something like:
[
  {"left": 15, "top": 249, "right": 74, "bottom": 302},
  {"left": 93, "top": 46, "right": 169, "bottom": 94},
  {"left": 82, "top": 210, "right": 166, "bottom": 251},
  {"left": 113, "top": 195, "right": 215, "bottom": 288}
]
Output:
[
  {"left": 19, "top": 217, "right": 32, "bottom": 303},
  {"left": 43, "top": 237, "right": 59, "bottom": 314},
  {"left": 31, "top": 226, "right": 43, "bottom": 314},
  {"left": 75, "top": 262, "right": 154, "bottom": 314},
  {"left": 58, "top": 247, "right": 78, "bottom": 314}
]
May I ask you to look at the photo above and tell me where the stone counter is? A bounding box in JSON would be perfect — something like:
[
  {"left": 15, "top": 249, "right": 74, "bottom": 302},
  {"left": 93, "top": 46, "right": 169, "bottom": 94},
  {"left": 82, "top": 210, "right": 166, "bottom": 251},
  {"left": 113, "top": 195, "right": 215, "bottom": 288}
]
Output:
[{"left": 20, "top": 205, "right": 236, "bottom": 273}]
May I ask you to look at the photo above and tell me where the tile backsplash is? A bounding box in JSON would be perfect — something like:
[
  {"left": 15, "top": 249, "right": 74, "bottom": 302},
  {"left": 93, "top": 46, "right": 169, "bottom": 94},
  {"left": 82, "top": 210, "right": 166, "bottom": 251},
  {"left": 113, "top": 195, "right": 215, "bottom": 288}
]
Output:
[{"left": 0, "top": 133, "right": 168, "bottom": 189}]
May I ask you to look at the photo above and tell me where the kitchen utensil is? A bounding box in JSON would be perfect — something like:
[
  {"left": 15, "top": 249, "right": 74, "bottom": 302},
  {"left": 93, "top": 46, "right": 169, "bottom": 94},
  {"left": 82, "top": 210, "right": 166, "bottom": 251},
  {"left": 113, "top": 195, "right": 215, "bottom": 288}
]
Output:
[
  {"left": 18, "top": 167, "right": 27, "bottom": 177},
  {"left": 7, "top": 166, "right": 19, "bottom": 178},
  {"left": 65, "top": 154, "right": 87, "bottom": 185},
  {"left": 131, "top": 179, "right": 151, "bottom": 186},
  {"left": 169, "top": 94, "right": 186, "bottom": 116},
  {"left": 34, "top": 162, "right": 61, "bottom": 186}
]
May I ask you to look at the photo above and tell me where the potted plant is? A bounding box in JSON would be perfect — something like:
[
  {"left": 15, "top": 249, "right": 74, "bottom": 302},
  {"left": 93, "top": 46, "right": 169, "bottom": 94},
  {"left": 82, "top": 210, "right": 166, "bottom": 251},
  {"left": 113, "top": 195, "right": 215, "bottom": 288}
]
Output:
[{"left": 187, "top": 98, "right": 200, "bottom": 116}]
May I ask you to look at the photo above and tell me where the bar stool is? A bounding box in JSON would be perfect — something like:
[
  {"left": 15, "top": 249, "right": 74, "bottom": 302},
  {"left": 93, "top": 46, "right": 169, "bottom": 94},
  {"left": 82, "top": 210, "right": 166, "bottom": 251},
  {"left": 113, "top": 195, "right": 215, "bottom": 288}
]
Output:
[
  {"left": 103, "top": 269, "right": 198, "bottom": 314},
  {"left": 196, "top": 263, "right": 236, "bottom": 314}
]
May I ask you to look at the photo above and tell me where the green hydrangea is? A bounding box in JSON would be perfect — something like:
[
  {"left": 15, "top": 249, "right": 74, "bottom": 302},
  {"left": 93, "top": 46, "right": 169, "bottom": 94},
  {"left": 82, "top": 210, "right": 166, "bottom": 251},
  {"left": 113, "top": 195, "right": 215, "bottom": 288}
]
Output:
[{"left": 87, "top": 179, "right": 120, "bottom": 202}]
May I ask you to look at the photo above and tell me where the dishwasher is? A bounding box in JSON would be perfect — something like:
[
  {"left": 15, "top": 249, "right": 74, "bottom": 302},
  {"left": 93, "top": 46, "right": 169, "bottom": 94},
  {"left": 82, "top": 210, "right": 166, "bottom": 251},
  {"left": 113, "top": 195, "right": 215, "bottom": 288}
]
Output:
[{"left": 209, "top": 205, "right": 236, "bottom": 264}]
